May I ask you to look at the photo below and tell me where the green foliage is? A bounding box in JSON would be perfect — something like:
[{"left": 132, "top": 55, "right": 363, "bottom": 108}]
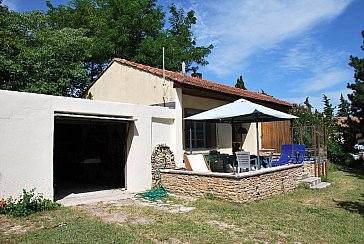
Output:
[
  {"left": 337, "top": 94, "right": 350, "bottom": 117},
  {"left": 304, "top": 97, "right": 313, "bottom": 112},
  {"left": 46, "top": 0, "right": 213, "bottom": 79},
  {"left": 289, "top": 95, "right": 351, "bottom": 164},
  {"left": 0, "top": 189, "right": 60, "bottom": 217},
  {"left": 0, "top": 0, "right": 213, "bottom": 96},
  {"left": 0, "top": 5, "right": 91, "bottom": 96},
  {"left": 133, "top": 3, "right": 213, "bottom": 72},
  {"left": 327, "top": 162, "right": 343, "bottom": 171},
  {"left": 347, "top": 30, "right": 364, "bottom": 140},
  {"left": 235, "top": 75, "right": 246, "bottom": 89},
  {"left": 289, "top": 100, "right": 322, "bottom": 128}
]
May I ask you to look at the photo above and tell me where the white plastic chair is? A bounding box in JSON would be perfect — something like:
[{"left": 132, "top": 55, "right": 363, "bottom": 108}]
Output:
[{"left": 235, "top": 151, "right": 257, "bottom": 172}]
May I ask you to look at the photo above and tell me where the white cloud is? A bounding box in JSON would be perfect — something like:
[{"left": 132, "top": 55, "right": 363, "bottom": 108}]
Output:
[
  {"left": 2, "top": 0, "right": 17, "bottom": 11},
  {"left": 285, "top": 88, "right": 351, "bottom": 112},
  {"left": 277, "top": 36, "right": 352, "bottom": 94},
  {"left": 192, "top": 0, "right": 352, "bottom": 76},
  {"left": 296, "top": 69, "right": 352, "bottom": 93}
]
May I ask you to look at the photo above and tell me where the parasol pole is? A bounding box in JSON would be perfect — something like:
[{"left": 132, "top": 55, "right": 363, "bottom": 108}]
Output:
[{"left": 256, "top": 114, "right": 260, "bottom": 169}]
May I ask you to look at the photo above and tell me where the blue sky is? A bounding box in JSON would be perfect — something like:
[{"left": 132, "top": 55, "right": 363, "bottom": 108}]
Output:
[{"left": 3, "top": 0, "right": 364, "bottom": 111}]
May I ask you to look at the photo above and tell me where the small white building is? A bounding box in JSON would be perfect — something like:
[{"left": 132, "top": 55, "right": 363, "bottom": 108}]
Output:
[
  {"left": 0, "top": 90, "right": 175, "bottom": 200},
  {"left": 0, "top": 59, "right": 293, "bottom": 200},
  {"left": 85, "top": 58, "right": 293, "bottom": 163}
]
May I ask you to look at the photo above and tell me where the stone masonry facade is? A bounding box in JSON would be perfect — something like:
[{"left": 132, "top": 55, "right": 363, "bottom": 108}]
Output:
[
  {"left": 160, "top": 164, "right": 303, "bottom": 203},
  {"left": 303, "top": 161, "right": 328, "bottom": 178},
  {"left": 151, "top": 144, "right": 176, "bottom": 187}
]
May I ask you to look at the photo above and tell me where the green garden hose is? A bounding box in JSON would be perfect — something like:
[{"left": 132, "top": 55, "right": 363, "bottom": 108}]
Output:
[{"left": 135, "top": 151, "right": 168, "bottom": 201}]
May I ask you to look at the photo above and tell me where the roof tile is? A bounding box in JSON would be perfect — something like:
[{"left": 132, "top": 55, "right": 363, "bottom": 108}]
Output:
[{"left": 114, "top": 58, "right": 292, "bottom": 107}]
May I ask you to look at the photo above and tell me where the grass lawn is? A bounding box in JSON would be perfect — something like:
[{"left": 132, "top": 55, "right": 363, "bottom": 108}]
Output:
[{"left": 1, "top": 166, "right": 364, "bottom": 243}]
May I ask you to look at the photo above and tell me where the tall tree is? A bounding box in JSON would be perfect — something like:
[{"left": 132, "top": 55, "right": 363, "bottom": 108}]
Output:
[
  {"left": 133, "top": 4, "right": 213, "bottom": 72},
  {"left": 337, "top": 94, "right": 350, "bottom": 117},
  {"left": 322, "top": 94, "right": 335, "bottom": 126},
  {"left": 290, "top": 96, "right": 349, "bottom": 164},
  {"left": 46, "top": 1, "right": 213, "bottom": 78},
  {"left": 347, "top": 30, "right": 364, "bottom": 139},
  {"left": 235, "top": 75, "right": 246, "bottom": 89},
  {"left": 0, "top": 3, "right": 91, "bottom": 96},
  {"left": 304, "top": 97, "right": 313, "bottom": 112}
]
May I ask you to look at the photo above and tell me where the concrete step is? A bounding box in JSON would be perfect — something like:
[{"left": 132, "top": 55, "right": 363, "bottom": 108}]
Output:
[
  {"left": 57, "top": 189, "right": 135, "bottom": 206},
  {"left": 310, "top": 182, "right": 331, "bottom": 189},
  {"left": 302, "top": 177, "right": 321, "bottom": 187}
]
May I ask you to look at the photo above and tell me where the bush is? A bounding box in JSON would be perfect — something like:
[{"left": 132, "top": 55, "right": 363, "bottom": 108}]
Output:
[{"left": 0, "top": 189, "right": 60, "bottom": 217}]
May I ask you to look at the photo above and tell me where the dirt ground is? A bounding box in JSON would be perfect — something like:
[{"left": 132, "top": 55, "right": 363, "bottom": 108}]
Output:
[
  {"left": 74, "top": 197, "right": 196, "bottom": 225},
  {"left": 0, "top": 196, "right": 196, "bottom": 236}
]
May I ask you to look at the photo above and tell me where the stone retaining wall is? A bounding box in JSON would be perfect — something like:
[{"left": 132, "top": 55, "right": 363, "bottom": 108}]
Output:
[
  {"left": 151, "top": 144, "right": 175, "bottom": 187},
  {"left": 303, "top": 161, "right": 328, "bottom": 178},
  {"left": 160, "top": 164, "right": 303, "bottom": 203}
]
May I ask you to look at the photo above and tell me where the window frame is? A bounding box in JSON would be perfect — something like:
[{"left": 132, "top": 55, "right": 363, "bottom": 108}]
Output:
[{"left": 184, "top": 108, "right": 216, "bottom": 150}]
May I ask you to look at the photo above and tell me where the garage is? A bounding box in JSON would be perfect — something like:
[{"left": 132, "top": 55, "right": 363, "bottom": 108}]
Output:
[
  {"left": 53, "top": 113, "right": 133, "bottom": 200},
  {"left": 1, "top": 90, "right": 176, "bottom": 200}
]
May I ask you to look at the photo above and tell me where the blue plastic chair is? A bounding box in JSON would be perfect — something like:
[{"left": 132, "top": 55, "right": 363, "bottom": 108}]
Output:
[
  {"left": 271, "top": 144, "right": 292, "bottom": 167},
  {"left": 291, "top": 144, "right": 306, "bottom": 164}
]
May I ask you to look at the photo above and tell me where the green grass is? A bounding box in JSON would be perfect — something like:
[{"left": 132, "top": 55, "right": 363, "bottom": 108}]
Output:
[{"left": 2, "top": 166, "right": 364, "bottom": 243}]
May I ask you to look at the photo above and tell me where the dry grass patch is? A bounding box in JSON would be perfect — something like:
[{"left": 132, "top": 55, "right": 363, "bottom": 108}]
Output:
[{"left": 2, "top": 166, "right": 364, "bottom": 243}]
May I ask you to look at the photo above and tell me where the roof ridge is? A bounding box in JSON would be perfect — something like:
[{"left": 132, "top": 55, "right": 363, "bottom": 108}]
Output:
[{"left": 113, "top": 58, "right": 292, "bottom": 107}]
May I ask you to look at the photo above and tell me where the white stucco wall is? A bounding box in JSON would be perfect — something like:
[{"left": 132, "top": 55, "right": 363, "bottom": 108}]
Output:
[
  {"left": 242, "top": 123, "right": 260, "bottom": 155},
  {"left": 173, "top": 88, "right": 184, "bottom": 167},
  {"left": 86, "top": 62, "right": 175, "bottom": 106},
  {"left": 182, "top": 94, "right": 260, "bottom": 154},
  {"left": 0, "top": 90, "right": 175, "bottom": 199},
  {"left": 152, "top": 118, "right": 174, "bottom": 150}
]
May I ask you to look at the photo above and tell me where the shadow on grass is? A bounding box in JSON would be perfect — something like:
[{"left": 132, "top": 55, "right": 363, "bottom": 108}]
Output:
[
  {"left": 340, "top": 165, "right": 364, "bottom": 180},
  {"left": 336, "top": 198, "right": 364, "bottom": 217}
]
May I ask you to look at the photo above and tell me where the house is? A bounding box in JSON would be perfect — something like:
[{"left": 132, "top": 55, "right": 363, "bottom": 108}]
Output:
[
  {"left": 84, "top": 58, "right": 293, "bottom": 166},
  {"left": 0, "top": 90, "right": 174, "bottom": 200},
  {"left": 0, "top": 59, "right": 293, "bottom": 201},
  {"left": 336, "top": 116, "right": 363, "bottom": 145}
]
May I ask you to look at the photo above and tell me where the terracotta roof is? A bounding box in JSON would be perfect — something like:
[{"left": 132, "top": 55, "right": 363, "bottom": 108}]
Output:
[
  {"left": 336, "top": 116, "right": 360, "bottom": 127},
  {"left": 113, "top": 58, "right": 293, "bottom": 107}
]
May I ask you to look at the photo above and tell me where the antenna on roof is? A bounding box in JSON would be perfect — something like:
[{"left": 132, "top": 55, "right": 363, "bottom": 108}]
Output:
[{"left": 181, "top": 60, "right": 186, "bottom": 74}]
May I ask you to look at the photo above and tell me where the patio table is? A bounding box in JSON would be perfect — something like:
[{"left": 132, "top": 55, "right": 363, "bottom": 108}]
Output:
[{"left": 259, "top": 149, "right": 275, "bottom": 168}]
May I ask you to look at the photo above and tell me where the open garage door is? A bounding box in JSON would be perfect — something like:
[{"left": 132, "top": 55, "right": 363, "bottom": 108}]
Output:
[{"left": 53, "top": 113, "right": 134, "bottom": 200}]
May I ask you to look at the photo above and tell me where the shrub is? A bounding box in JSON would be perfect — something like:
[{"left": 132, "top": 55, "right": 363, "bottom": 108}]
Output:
[{"left": 0, "top": 189, "right": 60, "bottom": 217}]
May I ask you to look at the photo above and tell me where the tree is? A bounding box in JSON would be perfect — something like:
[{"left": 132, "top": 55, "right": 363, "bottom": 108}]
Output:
[
  {"left": 322, "top": 94, "right": 335, "bottom": 126},
  {"left": 235, "top": 75, "right": 246, "bottom": 89},
  {"left": 289, "top": 96, "right": 350, "bottom": 164},
  {"left": 0, "top": 4, "right": 91, "bottom": 96},
  {"left": 337, "top": 94, "right": 350, "bottom": 117},
  {"left": 304, "top": 97, "right": 313, "bottom": 112},
  {"left": 133, "top": 4, "right": 213, "bottom": 72},
  {"left": 322, "top": 95, "right": 345, "bottom": 162},
  {"left": 46, "top": 0, "right": 113, "bottom": 80},
  {"left": 1, "top": 0, "right": 213, "bottom": 96},
  {"left": 347, "top": 30, "right": 364, "bottom": 139},
  {"left": 46, "top": 1, "right": 213, "bottom": 78}
]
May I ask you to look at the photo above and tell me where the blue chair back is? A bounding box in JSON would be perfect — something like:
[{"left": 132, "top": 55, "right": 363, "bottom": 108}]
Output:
[
  {"left": 271, "top": 144, "right": 292, "bottom": 167},
  {"left": 291, "top": 144, "right": 306, "bottom": 164}
]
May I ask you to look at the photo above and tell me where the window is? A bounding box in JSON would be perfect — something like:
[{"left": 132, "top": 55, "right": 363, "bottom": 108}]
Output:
[{"left": 184, "top": 109, "right": 216, "bottom": 150}]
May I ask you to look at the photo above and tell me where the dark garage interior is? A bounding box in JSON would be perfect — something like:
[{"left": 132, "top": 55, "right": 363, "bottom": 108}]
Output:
[{"left": 53, "top": 116, "right": 129, "bottom": 200}]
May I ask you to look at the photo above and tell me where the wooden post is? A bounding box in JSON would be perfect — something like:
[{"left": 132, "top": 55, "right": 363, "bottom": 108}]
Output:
[
  {"left": 313, "top": 126, "right": 317, "bottom": 177},
  {"left": 313, "top": 162, "right": 317, "bottom": 177},
  {"left": 318, "top": 162, "right": 322, "bottom": 177}
]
